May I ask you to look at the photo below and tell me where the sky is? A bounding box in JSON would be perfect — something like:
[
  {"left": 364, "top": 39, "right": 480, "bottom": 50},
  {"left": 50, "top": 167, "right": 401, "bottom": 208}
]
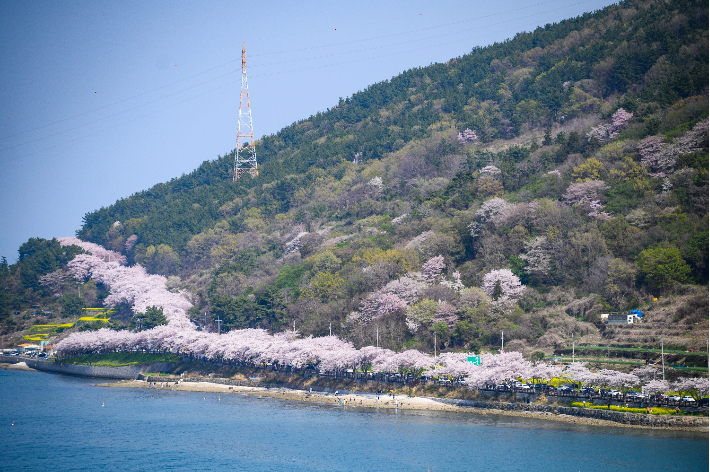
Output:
[{"left": 0, "top": 0, "right": 619, "bottom": 263}]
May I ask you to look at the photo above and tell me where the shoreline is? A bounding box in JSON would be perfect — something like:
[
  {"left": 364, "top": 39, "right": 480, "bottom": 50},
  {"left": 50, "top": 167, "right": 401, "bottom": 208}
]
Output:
[
  {"left": 0, "top": 361, "right": 37, "bottom": 372},
  {"left": 98, "top": 379, "right": 709, "bottom": 432},
  {"left": 2, "top": 361, "right": 706, "bottom": 432}
]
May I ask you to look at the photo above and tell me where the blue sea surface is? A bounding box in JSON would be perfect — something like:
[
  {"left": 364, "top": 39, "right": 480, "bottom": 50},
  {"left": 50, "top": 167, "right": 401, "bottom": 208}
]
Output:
[{"left": 0, "top": 369, "right": 707, "bottom": 471}]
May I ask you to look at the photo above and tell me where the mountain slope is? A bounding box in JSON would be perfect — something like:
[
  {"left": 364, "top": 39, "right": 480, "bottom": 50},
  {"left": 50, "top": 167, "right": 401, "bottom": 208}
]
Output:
[{"left": 2, "top": 0, "right": 708, "bottom": 357}]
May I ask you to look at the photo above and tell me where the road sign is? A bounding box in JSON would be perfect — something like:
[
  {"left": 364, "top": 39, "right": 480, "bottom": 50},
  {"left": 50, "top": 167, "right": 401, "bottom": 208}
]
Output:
[{"left": 467, "top": 356, "right": 481, "bottom": 365}]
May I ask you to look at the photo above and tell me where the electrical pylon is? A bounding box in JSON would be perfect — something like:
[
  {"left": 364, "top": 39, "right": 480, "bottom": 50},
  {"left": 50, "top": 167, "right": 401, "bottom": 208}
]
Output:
[{"left": 233, "top": 42, "right": 258, "bottom": 180}]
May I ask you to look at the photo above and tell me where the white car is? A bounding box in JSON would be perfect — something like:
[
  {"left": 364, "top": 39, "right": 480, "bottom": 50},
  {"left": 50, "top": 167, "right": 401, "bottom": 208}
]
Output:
[
  {"left": 668, "top": 395, "right": 681, "bottom": 401},
  {"left": 681, "top": 396, "right": 696, "bottom": 403}
]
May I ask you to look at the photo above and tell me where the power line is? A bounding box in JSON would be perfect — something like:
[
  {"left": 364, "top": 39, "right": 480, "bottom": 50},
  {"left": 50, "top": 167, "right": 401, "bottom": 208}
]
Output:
[
  {"left": 0, "top": 0, "right": 597, "bottom": 164},
  {"left": 2, "top": 0, "right": 589, "bottom": 144}
]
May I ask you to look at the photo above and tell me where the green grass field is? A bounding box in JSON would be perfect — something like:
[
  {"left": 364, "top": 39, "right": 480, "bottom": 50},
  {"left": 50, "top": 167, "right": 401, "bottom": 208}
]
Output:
[
  {"left": 558, "top": 345, "right": 708, "bottom": 357},
  {"left": 56, "top": 352, "right": 181, "bottom": 367}
]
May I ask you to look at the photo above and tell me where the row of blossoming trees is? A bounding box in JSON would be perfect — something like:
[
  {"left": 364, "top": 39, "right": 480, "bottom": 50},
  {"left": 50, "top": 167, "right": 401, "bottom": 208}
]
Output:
[{"left": 53, "top": 239, "right": 707, "bottom": 399}]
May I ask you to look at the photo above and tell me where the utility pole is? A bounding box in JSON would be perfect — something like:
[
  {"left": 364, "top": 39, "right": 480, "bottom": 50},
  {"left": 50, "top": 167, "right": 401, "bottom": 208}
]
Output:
[
  {"left": 434, "top": 330, "right": 437, "bottom": 358},
  {"left": 215, "top": 317, "right": 222, "bottom": 335},
  {"left": 501, "top": 331, "right": 504, "bottom": 353},
  {"left": 293, "top": 319, "right": 296, "bottom": 333},
  {"left": 233, "top": 42, "right": 258, "bottom": 179},
  {"left": 572, "top": 332, "right": 575, "bottom": 363},
  {"left": 661, "top": 336, "right": 665, "bottom": 381},
  {"left": 203, "top": 312, "right": 208, "bottom": 332},
  {"left": 329, "top": 322, "right": 332, "bottom": 337},
  {"left": 376, "top": 326, "right": 379, "bottom": 349}
]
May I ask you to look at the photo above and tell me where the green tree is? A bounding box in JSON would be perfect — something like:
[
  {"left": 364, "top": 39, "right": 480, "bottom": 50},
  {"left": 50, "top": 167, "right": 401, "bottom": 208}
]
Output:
[
  {"left": 136, "top": 244, "right": 180, "bottom": 275},
  {"left": 406, "top": 299, "right": 439, "bottom": 326},
  {"left": 635, "top": 246, "right": 691, "bottom": 293},
  {"left": 130, "top": 306, "right": 168, "bottom": 331},
  {"left": 60, "top": 294, "right": 85, "bottom": 317},
  {"left": 211, "top": 293, "right": 268, "bottom": 331},
  {"left": 15, "top": 238, "right": 85, "bottom": 291},
  {"left": 300, "top": 272, "right": 345, "bottom": 303},
  {"left": 492, "top": 280, "right": 503, "bottom": 301}
]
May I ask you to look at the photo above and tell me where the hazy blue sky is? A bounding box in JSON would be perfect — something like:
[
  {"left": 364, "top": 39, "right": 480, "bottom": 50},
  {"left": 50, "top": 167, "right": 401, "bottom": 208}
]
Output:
[{"left": 0, "top": 0, "right": 618, "bottom": 262}]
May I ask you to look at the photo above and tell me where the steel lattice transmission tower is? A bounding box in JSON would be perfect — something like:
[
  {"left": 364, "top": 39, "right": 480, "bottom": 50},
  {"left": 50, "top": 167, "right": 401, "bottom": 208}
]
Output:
[{"left": 233, "top": 42, "right": 258, "bottom": 180}]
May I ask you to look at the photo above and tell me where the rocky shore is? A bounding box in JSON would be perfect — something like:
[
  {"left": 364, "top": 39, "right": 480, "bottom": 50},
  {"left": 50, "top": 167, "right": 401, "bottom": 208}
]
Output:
[{"left": 99, "top": 378, "right": 709, "bottom": 432}]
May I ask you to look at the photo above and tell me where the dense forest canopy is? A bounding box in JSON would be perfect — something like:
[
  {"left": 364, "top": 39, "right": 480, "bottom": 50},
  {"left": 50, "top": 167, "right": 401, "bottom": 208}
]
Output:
[{"left": 2, "top": 0, "right": 708, "bottom": 356}]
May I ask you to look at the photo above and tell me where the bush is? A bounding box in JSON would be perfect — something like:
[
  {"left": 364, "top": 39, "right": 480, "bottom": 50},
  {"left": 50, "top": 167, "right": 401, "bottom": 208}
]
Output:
[{"left": 635, "top": 246, "right": 691, "bottom": 293}]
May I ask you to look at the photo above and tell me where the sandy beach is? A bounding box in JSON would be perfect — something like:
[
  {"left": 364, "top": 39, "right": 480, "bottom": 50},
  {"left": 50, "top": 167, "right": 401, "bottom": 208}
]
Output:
[{"left": 98, "top": 379, "right": 709, "bottom": 432}]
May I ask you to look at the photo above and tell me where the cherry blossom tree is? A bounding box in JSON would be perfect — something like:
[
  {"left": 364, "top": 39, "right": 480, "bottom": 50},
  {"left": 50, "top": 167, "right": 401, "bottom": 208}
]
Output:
[
  {"left": 125, "top": 235, "right": 139, "bottom": 252},
  {"left": 421, "top": 255, "right": 445, "bottom": 284},
  {"left": 562, "top": 362, "right": 593, "bottom": 387},
  {"left": 354, "top": 292, "right": 409, "bottom": 324},
  {"left": 440, "top": 271, "right": 465, "bottom": 291},
  {"left": 39, "top": 269, "right": 67, "bottom": 295},
  {"left": 59, "top": 237, "right": 126, "bottom": 264},
  {"left": 588, "top": 200, "right": 613, "bottom": 219},
  {"left": 433, "top": 302, "right": 458, "bottom": 328},
  {"left": 530, "top": 362, "right": 563, "bottom": 385},
  {"left": 672, "top": 377, "right": 709, "bottom": 401},
  {"left": 641, "top": 379, "right": 669, "bottom": 396},
  {"left": 405, "top": 230, "right": 435, "bottom": 251},
  {"left": 481, "top": 269, "right": 525, "bottom": 304},
  {"left": 479, "top": 165, "right": 502, "bottom": 179},
  {"left": 457, "top": 128, "right": 479, "bottom": 143},
  {"left": 638, "top": 119, "right": 708, "bottom": 177},
  {"left": 468, "top": 198, "right": 513, "bottom": 239},
  {"left": 562, "top": 180, "right": 608, "bottom": 206},
  {"left": 520, "top": 236, "right": 551, "bottom": 277},
  {"left": 586, "top": 108, "right": 633, "bottom": 143}
]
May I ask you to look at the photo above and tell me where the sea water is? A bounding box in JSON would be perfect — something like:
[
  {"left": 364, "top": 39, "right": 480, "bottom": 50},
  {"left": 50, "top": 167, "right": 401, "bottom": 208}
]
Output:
[{"left": 0, "top": 369, "right": 707, "bottom": 471}]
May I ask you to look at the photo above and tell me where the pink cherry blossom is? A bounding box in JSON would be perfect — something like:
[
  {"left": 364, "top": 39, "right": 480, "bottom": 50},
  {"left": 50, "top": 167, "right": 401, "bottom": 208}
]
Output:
[{"left": 59, "top": 237, "right": 127, "bottom": 264}]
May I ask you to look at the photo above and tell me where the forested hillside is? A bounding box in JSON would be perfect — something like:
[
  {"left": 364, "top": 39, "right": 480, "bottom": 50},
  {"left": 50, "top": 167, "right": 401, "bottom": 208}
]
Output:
[{"left": 2, "top": 0, "right": 708, "bottom": 357}]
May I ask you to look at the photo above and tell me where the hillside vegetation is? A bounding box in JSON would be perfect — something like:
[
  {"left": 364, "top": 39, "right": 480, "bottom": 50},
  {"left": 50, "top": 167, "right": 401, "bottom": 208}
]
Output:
[{"left": 1, "top": 0, "right": 707, "bottom": 359}]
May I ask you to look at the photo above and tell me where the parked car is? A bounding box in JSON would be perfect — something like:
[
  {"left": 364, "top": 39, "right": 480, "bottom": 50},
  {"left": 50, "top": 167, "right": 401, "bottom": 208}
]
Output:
[
  {"left": 579, "top": 387, "right": 596, "bottom": 395},
  {"left": 681, "top": 396, "right": 696, "bottom": 403},
  {"left": 518, "top": 384, "right": 532, "bottom": 391},
  {"left": 625, "top": 391, "right": 645, "bottom": 401},
  {"left": 668, "top": 395, "right": 681, "bottom": 402},
  {"left": 698, "top": 398, "right": 708, "bottom": 408},
  {"left": 609, "top": 390, "right": 622, "bottom": 398},
  {"left": 651, "top": 394, "right": 668, "bottom": 402},
  {"left": 557, "top": 385, "right": 572, "bottom": 391}
]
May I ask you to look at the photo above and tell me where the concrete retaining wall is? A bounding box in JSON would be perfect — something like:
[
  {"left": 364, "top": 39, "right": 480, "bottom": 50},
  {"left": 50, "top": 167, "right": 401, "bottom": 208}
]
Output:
[{"left": 0, "top": 355, "right": 176, "bottom": 380}]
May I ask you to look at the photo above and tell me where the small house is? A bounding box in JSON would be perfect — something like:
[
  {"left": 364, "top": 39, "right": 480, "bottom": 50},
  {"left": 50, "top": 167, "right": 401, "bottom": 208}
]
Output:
[{"left": 607, "top": 313, "right": 638, "bottom": 325}]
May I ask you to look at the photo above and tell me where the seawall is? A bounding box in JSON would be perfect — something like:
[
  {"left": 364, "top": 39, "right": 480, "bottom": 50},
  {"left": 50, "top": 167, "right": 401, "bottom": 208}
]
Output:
[
  {"left": 434, "top": 397, "right": 709, "bottom": 428},
  {"left": 176, "top": 376, "right": 707, "bottom": 429},
  {"left": 0, "top": 355, "right": 175, "bottom": 380}
]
